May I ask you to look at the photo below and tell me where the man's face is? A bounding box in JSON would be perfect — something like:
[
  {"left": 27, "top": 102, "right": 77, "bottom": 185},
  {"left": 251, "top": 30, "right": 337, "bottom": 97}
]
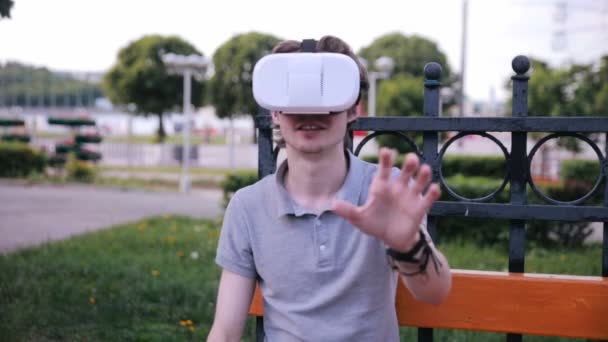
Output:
[{"left": 271, "top": 110, "right": 358, "bottom": 154}]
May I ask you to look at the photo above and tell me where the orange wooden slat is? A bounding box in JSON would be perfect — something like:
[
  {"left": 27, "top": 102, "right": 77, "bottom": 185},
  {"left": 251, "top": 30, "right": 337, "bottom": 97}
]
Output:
[
  {"left": 249, "top": 270, "right": 608, "bottom": 339},
  {"left": 396, "top": 270, "right": 608, "bottom": 340},
  {"left": 249, "top": 284, "right": 264, "bottom": 316}
]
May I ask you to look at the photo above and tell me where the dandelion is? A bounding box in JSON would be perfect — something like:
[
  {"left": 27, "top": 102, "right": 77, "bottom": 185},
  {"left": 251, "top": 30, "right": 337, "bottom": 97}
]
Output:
[
  {"left": 89, "top": 297, "right": 96, "bottom": 304},
  {"left": 137, "top": 223, "right": 147, "bottom": 231},
  {"left": 179, "top": 320, "right": 187, "bottom": 327},
  {"left": 170, "top": 224, "right": 178, "bottom": 232},
  {"left": 167, "top": 235, "right": 176, "bottom": 245},
  {"left": 186, "top": 320, "right": 193, "bottom": 326},
  {"left": 190, "top": 251, "right": 199, "bottom": 260},
  {"left": 188, "top": 326, "right": 195, "bottom": 333},
  {"left": 176, "top": 251, "right": 185, "bottom": 257},
  {"left": 151, "top": 270, "right": 160, "bottom": 277}
]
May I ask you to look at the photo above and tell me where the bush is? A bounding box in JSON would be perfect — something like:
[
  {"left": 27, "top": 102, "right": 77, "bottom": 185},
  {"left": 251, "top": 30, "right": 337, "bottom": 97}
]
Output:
[
  {"left": 362, "top": 154, "right": 507, "bottom": 179},
  {"left": 220, "top": 170, "right": 258, "bottom": 207},
  {"left": 439, "top": 176, "right": 597, "bottom": 248},
  {"left": 560, "top": 159, "right": 602, "bottom": 185},
  {"left": 66, "top": 153, "right": 96, "bottom": 183},
  {"left": 0, "top": 142, "right": 46, "bottom": 178}
]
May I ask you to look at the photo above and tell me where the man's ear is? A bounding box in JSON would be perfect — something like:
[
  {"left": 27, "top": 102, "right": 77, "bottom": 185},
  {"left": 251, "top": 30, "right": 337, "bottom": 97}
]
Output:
[
  {"left": 346, "top": 107, "right": 359, "bottom": 124},
  {"left": 271, "top": 111, "right": 280, "bottom": 125}
]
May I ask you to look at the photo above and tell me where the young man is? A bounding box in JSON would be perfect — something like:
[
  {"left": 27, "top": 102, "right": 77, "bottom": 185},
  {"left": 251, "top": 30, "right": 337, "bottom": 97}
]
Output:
[{"left": 208, "top": 35, "right": 452, "bottom": 341}]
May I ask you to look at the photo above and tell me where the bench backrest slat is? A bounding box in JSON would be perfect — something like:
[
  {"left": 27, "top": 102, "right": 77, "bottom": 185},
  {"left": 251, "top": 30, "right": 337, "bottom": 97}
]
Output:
[{"left": 249, "top": 270, "right": 608, "bottom": 339}]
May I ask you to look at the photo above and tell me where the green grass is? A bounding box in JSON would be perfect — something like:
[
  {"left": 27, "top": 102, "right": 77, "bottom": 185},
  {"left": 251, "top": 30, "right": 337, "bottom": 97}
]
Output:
[
  {"left": 0, "top": 217, "right": 601, "bottom": 341},
  {"left": 0, "top": 216, "right": 224, "bottom": 341}
]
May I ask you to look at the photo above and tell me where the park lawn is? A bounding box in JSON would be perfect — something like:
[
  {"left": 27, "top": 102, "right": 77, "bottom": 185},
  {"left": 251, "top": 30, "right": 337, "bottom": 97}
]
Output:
[{"left": 0, "top": 217, "right": 601, "bottom": 342}]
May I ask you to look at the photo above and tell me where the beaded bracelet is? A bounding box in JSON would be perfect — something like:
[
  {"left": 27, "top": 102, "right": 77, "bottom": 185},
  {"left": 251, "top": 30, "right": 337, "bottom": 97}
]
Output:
[{"left": 386, "top": 231, "right": 442, "bottom": 276}]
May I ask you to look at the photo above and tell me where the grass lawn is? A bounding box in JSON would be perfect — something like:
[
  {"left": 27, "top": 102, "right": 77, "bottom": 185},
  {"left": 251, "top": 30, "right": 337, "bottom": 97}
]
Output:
[{"left": 0, "top": 217, "right": 601, "bottom": 341}]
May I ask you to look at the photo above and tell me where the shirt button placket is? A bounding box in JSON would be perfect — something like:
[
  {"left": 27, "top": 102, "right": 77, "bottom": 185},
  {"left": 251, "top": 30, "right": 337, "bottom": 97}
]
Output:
[{"left": 315, "top": 217, "right": 329, "bottom": 267}]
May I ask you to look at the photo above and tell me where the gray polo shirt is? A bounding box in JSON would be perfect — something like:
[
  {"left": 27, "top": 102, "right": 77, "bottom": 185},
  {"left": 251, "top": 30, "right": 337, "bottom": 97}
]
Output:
[{"left": 216, "top": 152, "right": 401, "bottom": 341}]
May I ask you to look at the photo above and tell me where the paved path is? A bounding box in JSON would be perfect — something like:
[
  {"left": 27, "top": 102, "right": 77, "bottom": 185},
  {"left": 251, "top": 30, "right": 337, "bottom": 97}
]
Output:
[{"left": 0, "top": 181, "right": 223, "bottom": 254}]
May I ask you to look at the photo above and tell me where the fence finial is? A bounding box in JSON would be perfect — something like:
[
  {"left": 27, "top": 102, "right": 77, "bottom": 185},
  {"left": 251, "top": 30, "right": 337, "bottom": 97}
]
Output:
[
  {"left": 424, "top": 62, "right": 442, "bottom": 81},
  {"left": 511, "top": 55, "right": 530, "bottom": 75}
]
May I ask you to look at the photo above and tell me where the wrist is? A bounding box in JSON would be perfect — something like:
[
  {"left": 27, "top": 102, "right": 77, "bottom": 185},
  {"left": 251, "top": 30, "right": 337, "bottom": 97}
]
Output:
[{"left": 386, "top": 229, "right": 421, "bottom": 253}]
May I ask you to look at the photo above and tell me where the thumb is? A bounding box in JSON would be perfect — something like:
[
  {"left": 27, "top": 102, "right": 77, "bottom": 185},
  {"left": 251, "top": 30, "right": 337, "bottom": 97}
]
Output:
[{"left": 331, "top": 199, "right": 361, "bottom": 224}]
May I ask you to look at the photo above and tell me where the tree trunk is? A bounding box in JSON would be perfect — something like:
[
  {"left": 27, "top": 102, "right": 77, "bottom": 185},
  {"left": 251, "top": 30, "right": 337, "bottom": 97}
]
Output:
[{"left": 156, "top": 113, "right": 166, "bottom": 143}]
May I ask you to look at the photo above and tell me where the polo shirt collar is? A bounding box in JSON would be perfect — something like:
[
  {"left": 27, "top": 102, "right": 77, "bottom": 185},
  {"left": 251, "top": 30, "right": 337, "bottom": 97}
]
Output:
[{"left": 273, "top": 151, "right": 364, "bottom": 218}]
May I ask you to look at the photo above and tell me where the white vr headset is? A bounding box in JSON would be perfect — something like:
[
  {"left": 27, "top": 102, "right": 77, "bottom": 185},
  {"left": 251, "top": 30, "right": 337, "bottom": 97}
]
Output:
[{"left": 252, "top": 39, "right": 366, "bottom": 114}]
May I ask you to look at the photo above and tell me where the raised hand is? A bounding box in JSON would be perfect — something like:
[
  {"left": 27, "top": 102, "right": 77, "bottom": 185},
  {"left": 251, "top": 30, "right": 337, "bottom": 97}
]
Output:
[{"left": 332, "top": 148, "right": 441, "bottom": 252}]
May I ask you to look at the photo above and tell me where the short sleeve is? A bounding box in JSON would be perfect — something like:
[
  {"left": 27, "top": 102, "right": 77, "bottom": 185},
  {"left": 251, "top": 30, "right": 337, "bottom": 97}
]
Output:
[{"left": 215, "top": 192, "right": 258, "bottom": 279}]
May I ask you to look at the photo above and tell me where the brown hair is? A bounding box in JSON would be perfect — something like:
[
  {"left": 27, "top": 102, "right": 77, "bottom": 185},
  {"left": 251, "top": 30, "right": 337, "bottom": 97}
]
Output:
[{"left": 271, "top": 35, "right": 367, "bottom": 148}]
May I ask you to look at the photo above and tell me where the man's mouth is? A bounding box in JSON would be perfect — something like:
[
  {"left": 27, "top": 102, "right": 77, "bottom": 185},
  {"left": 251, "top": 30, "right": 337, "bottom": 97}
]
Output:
[{"left": 297, "top": 124, "right": 323, "bottom": 131}]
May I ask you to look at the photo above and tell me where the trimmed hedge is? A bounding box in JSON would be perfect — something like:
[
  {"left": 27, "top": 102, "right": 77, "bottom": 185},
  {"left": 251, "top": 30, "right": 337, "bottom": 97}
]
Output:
[
  {"left": 363, "top": 154, "right": 507, "bottom": 179},
  {"left": 221, "top": 164, "right": 598, "bottom": 247},
  {"left": 220, "top": 170, "right": 259, "bottom": 207},
  {"left": 0, "top": 142, "right": 46, "bottom": 177},
  {"left": 561, "top": 159, "right": 602, "bottom": 184}
]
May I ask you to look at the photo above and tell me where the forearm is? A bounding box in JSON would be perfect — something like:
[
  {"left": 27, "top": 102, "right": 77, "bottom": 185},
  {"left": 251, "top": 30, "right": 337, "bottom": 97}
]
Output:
[
  {"left": 207, "top": 270, "right": 255, "bottom": 342},
  {"left": 399, "top": 245, "right": 451, "bottom": 305},
  {"left": 207, "top": 324, "right": 244, "bottom": 342}
]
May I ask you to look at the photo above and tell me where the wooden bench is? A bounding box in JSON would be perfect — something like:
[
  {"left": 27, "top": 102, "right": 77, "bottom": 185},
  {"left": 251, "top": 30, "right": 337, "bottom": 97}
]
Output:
[{"left": 249, "top": 270, "right": 608, "bottom": 340}]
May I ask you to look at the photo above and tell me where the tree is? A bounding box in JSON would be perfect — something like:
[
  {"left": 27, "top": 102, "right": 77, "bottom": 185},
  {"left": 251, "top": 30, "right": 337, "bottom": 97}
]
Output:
[
  {"left": 521, "top": 56, "right": 608, "bottom": 153},
  {"left": 0, "top": 0, "right": 13, "bottom": 19},
  {"left": 103, "top": 35, "right": 205, "bottom": 142},
  {"left": 358, "top": 32, "right": 454, "bottom": 152},
  {"left": 358, "top": 32, "right": 452, "bottom": 80},
  {"left": 208, "top": 32, "right": 281, "bottom": 142}
]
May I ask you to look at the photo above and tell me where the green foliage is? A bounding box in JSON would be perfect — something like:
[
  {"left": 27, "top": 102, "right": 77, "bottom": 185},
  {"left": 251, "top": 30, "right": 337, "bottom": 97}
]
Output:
[
  {"left": 374, "top": 76, "right": 424, "bottom": 152},
  {"left": 358, "top": 32, "right": 452, "bottom": 80},
  {"left": 363, "top": 154, "right": 508, "bottom": 179},
  {"left": 357, "top": 33, "right": 454, "bottom": 151},
  {"left": 221, "top": 170, "right": 259, "bottom": 207},
  {"left": 560, "top": 159, "right": 602, "bottom": 185},
  {"left": 0, "top": 142, "right": 46, "bottom": 177},
  {"left": 0, "top": 62, "right": 103, "bottom": 107},
  {"left": 440, "top": 155, "right": 507, "bottom": 179},
  {"left": 509, "top": 55, "right": 608, "bottom": 152},
  {"left": 0, "top": 0, "right": 13, "bottom": 19},
  {"left": 103, "top": 35, "right": 204, "bottom": 142},
  {"left": 209, "top": 32, "right": 281, "bottom": 119},
  {"left": 66, "top": 153, "right": 96, "bottom": 183}
]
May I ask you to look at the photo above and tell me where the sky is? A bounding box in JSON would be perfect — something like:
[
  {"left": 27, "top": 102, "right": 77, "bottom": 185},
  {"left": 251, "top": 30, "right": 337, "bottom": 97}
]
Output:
[{"left": 2, "top": 0, "right": 607, "bottom": 102}]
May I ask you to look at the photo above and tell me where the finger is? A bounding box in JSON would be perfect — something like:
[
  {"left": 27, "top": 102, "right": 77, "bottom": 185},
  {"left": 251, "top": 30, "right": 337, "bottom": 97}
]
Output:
[
  {"left": 331, "top": 200, "right": 362, "bottom": 224},
  {"left": 376, "top": 148, "right": 394, "bottom": 181},
  {"left": 420, "top": 183, "right": 441, "bottom": 212},
  {"left": 398, "top": 153, "right": 419, "bottom": 187},
  {"left": 411, "top": 164, "right": 433, "bottom": 194}
]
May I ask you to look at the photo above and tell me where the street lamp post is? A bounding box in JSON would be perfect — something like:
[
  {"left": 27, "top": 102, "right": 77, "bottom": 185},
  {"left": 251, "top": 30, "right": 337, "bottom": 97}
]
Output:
[
  {"left": 161, "top": 53, "right": 209, "bottom": 194},
  {"left": 362, "top": 56, "right": 395, "bottom": 117}
]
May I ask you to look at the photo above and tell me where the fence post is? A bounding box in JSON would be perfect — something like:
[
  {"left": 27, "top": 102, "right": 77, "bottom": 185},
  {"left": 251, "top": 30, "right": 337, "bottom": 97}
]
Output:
[
  {"left": 418, "top": 62, "right": 442, "bottom": 342},
  {"left": 257, "top": 108, "right": 275, "bottom": 179},
  {"left": 507, "top": 55, "right": 530, "bottom": 342}
]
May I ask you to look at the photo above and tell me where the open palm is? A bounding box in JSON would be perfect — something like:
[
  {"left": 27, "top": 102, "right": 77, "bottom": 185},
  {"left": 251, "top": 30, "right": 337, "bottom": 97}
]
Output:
[{"left": 332, "top": 148, "right": 441, "bottom": 252}]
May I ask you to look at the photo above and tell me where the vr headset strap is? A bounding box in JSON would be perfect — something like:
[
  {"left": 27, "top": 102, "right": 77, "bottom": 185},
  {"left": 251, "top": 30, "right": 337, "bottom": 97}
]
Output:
[{"left": 301, "top": 39, "right": 317, "bottom": 53}]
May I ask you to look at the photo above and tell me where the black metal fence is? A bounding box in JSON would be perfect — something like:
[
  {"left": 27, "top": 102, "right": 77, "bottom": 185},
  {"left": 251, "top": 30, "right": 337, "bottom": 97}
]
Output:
[{"left": 254, "top": 55, "right": 608, "bottom": 342}]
